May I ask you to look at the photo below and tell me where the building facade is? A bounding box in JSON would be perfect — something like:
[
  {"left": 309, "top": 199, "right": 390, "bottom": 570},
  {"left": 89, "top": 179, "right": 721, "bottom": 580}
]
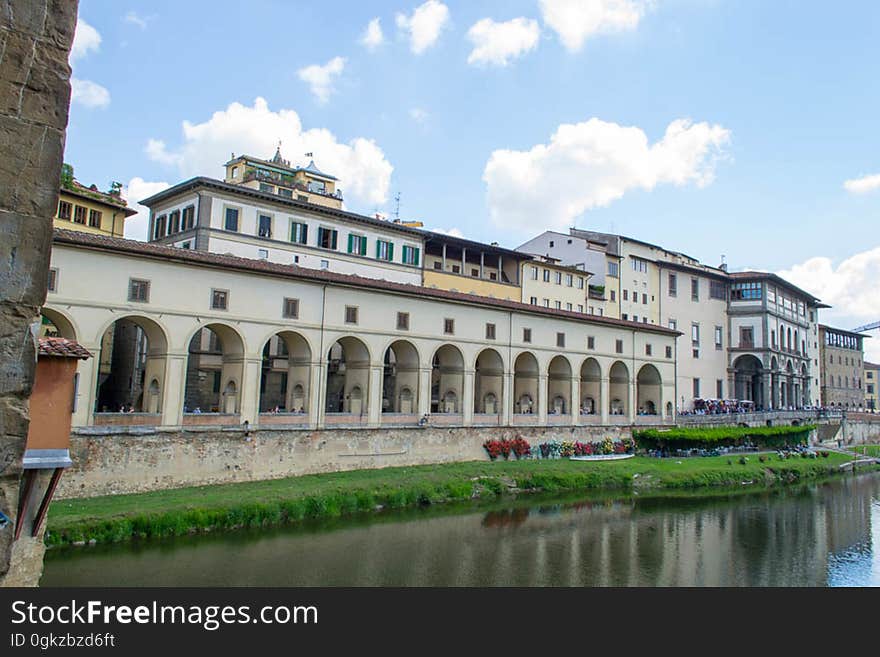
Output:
[
  {"left": 864, "top": 362, "right": 879, "bottom": 411},
  {"left": 819, "top": 325, "right": 867, "bottom": 409},
  {"left": 520, "top": 256, "right": 592, "bottom": 313},
  {"left": 54, "top": 164, "right": 136, "bottom": 238}
]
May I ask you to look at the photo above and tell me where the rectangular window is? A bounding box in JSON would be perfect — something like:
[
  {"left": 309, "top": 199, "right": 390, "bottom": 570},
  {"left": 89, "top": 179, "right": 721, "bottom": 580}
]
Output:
[
  {"left": 740, "top": 326, "right": 754, "bottom": 348},
  {"left": 297, "top": 195, "right": 308, "bottom": 203},
  {"left": 223, "top": 207, "right": 239, "bottom": 232},
  {"left": 610, "top": 290, "right": 616, "bottom": 302},
  {"left": 632, "top": 290, "right": 638, "bottom": 302},
  {"left": 577, "top": 277, "right": 584, "bottom": 289},
  {"left": 530, "top": 296, "right": 537, "bottom": 305},
  {"left": 693, "top": 378, "right": 701, "bottom": 398},
  {"left": 320, "top": 259, "right": 329, "bottom": 270},
  {"left": 73, "top": 205, "right": 87, "bottom": 224},
  {"left": 543, "top": 269, "right": 550, "bottom": 282},
  {"left": 169, "top": 210, "right": 180, "bottom": 234},
  {"left": 555, "top": 301, "right": 562, "bottom": 310},
  {"left": 211, "top": 288, "right": 228, "bottom": 310},
  {"left": 348, "top": 234, "right": 368, "bottom": 256},
  {"left": 278, "top": 187, "right": 293, "bottom": 199},
  {"left": 451, "top": 264, "right": 461, "bottom": 274},
  {"left": 444, "top": 318, "right": 454, "bottom": 335},
  {"left": 47, "top": 268, "right": 58, "bottom": 292},
  {"left": 257, "top": 248, "right": 268, "bottom": 260},
  {"left": 556, "top": 332, "right": 565, "bottom": 348},
  {"left": 88, "top": 208, "right": 102, "bottom": 228},
  {"left": 607, "top": 261, "right": 619, "bottom": 277},
  {"left": 318, "top": 227, "right": 338, "bottom": 250},
  {"left": 710, "top": 281, "right": 726, "bottom": 300},
  {"left": 154, "top": 214, "right": 166, "bottom": 239},
  {"left": 615, "top": 339, "right": 624, "bottom": 354},
  {"left": 402, "top": 245, "right": 420, "bottom": 266},
  {"left": 258, "top": 214, "right": 272, "bottom": 238},
  {"left": 665, "top": 345, "right": 672, "bottom": 358},
  {"left": 577, "top": 304, "right": 584, "bottom": 313},
  {"left": 283, "top": 298, "right": 299, "bottom": 319},
  {"left": 669, "top": 319, "right": 677, "bottom": 330},
  {"left": 530, "top": 266, "right": 538, "bottom": 280},
  {"left": 397, "top": 312, "right": 409, "bottom": 330},
  {"left": 642, "top": 293, "right": 647, "bottom": 305},
  {"left": 290, "top": 222, "right": 308, "bottom": 244},
  {"left": 433, "top": 261, "right": 442, "bottom": 270},
  {"left": 486, "top": 323, "right": 496, "bottom": 340},
  {"left": 259, "top": 182, "right": 274, "bottom": 193},
  {"left": 543, "top": 298, "right": 550, "bottom": 307},
  {"left": 691, "top": 323, "right": 700, "bottom": 345},
  {"left": 57, "top": 200, "right": 72, "bottom": 220},
  {"left": 716, "top": 380, "right": 724, "bottom": 399},
  {"left": 668, "top": 273, "right": 677, "bottom": 297},
  {"left": 523, "top": 328, "right": 532, "bottom": 343},
  {"left": 633, "top": 315, "right": 639, "bottom": 322},
  {"left": 489, "top": 272, "right": 497, "bottom": 280},
  {"left": 345, "top": 306, "right": 358, "bottom": 324},
  {"left": 566, "top": 302, "right": 572, "bottom": 311},
  {"left": 376, "top": 240, "right": 394, "bottom": 261},
  {"left": 471, "top": 268, "right": 480, "bottom": 277},
  {"left": 691, "top": 278, "right": 699, "bottom": 301},
  {"left": 128, "top": 278, "right": 150, "bottom": 303},
  {"left": 182, "top": 205, "right": 195, "bottom": 230},
  {"left": 565, "top": 274, "right": 573, "bottom": 287},
  {"left": 693, "top": 348, "right": 700, "bottom": 359},
  {"left": 622, "top": 313, "right": 628, "bottom": 321},
  {"left": 715, "top": 326, "right": 723, "bottom": 350},
  {"left": 623, "top": 290, "right": 629, "bottom": 301},
  {"left": 587, "top": 336, "right": 595, "bottom": 349},
  {"left": 730, "top": 281, "right": 762, "bottom": 301},
  {"left": 646, "top": 344, "right": 652, "bottom": 356}
]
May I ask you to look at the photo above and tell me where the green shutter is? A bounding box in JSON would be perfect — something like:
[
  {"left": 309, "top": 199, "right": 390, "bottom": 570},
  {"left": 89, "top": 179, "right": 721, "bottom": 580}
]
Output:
[
  {"left": 388, "top": 242, "right": 394, "bottom": 261},
  {"left": 360, "top": 236, "right": 367, "bottom": 255},
  {"left": 347, "top": 234, "right": 354, "bottom": 254},
  {"left": 302, "top": 224, "right": 308, "bottom": 244},
  {"left": 414, "top": 247, "right": 420, "bottom": 266},
  {"left": 376, "top": 241, "right": 381, "bottom": 259},
  {"left": 331, "top": 230, "right": 338, "bottom": 250}
]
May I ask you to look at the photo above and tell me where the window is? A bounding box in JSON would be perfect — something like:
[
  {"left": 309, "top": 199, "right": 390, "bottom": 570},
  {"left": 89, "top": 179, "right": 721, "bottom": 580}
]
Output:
[
  {"left": 73, "top": 205, "right": 87, "bottom": 224},
  {"left": 771, "top": 330, "right": 777, "bottom": 349},
  {"left": 715, "top": 326, "right": 723, "bottom": 350},
  {"left": 283, "top": 298, "right": 299, "bottom": 318},
  {"left": 402, "top": 245, "right": 420, "bottom": 266},
  {"left": 565, "top": 274, "right": 573, "bottom": 287},
  {"left": 740, "top": 327, "right": 754, "bottom": 348},
  {"left": 376, "top": 240, "right": 394, "bottom": 261},
  {"left": 632, "top": 290, "right": 638, "bottom": 302},
  {"left": 691, "top": 323, "right": 700, "bottom": 345},
  {"left": 444, "top": 318, "right": 454, "bottom": 335},
  {"left": 615, "top": 339, "right": 624, "bottom": 354},
  {"left": 530, "top": 266, "right": 538, "bottom": 280},
  {"left": 556, "top": 332, "right": 565, "bottom": 348},
  {"left": 486, "top": 323, "right": 496, "bottom": 340},
  {"left": 523, "top": 328, "right": 532, "bottom": 343},
  {"left": 693, "top": 379, "right": 701, "bottom": 398},
  {"left": 278, "top": 187, "right": 293, "bottom": 199},
  {"left": 211, "top": 289, "right": 228, "bottom": 310},
  {"left": 668, "top": 273, "right": 677, "bottom": 297},
  {"left": 258, "top": 248, "right": 268, "bottom": 260},
  {"left": 610, "top": 290, "right": 616, "bottom": 302},
  {"left": 607, "top": 262, "right": 619, "bottom": 277},
  {"left": 318, "top": 227, "right": 338, "bottom": 250},
  {"left": 88, "top": 209, "right": 102, "bottom": 228},
  {"left": 452, "top": 264, "right": 461, "bottom": 274},
  {"left": 320, "top": 259, "right": 329, "bottom": 270},
  {"left": 57, "top": 200, "right": 72, "bottom": 220},
  {"left": 566, "top": 303, "right": 572, "bottom": 311},
  {"left": 489, "top": 272, "right": 497, "bottom": 280},
  {"left": 433, "top": 261, "right": 442, "bottom": 270},
  {"left": 716, "top": 380, "right": 723, "bottom": 399},
  {"left": 348, "top": 234, "right": 368, "bottom": 256},
  {"left": 231, "top": 166, "right": 240, "bottom": 179},
  {"left": 623, "top": 290, "right": 629, "bottom": 301},
  {"left": 397, "top": 312, "right": 409, "bottom": 330},
  {"left": 577, "top": 304, "right": 583, "bottom": 313},
  {"left": 182, "top": 205, "right": 195, "bottom": 230},
  {"left": 169, "top": 210, "right": 180, "bottom": 234},
  {"left": 258, "top": 214, "right": 272, "bottom": 238},
  {"left": 669, "top": 319, "right": 677, "bottom": 330},
  {"left": 224, "top": 207, "right": 239, "bottom": 231},
  {"left": 577, "top": 277, "right": 584, "bottom": 289},
  {"left": 154, "top": 214, "right": 166, "bottom": 239},
  {"left": 290, "top": 221, "right": 308, "bottom": 244},
  {"left": 47, "top": 268, "right": 58, "bottom": 292},
  {"left": 543, "top": 298, "right": 550, "bottom": 307},
  {"left": 691, "top": 278, "right": 699, "bottom": 301},
  {"left": 693, "top": 348, "right": 700, "bottom": 359},
  {"left": 622, "top": 313, "right": 628, "bottom": 321},
  {"left": 297, "top": 195, "right": 308, "bottom": 203},
  {"left": 730, "top": 281, "right": 762, "bottom": 301},
  {"left": 642, "top": 293, "right": 647, "bottom": 305},
  {"left": 665, "top": 345, "right": 672, "bottom": 359},
  {"left": 259, "top": 183, "right": 274, "bottom": 193},
  {"left": 710, "top": 281, "right": 726, "bottom": 300},
  {"left": 633, "top": 315, "right": 639, "bottom": 323},
  {"left": 632, "top": 258, "right": 648, "bottom": 273},
  {"left": 471, "top": 268, "right": 480, "bottom": 277},
  {"left": 645, "top": 344, "right": 652, "bottom": 356},
  {"left": 530, "top": 296, "right": 537, "bottom": 305},
  {"left": 543, "top": 269, "right": 550, "bottom": 282},
  {"left": 555, "top": 301, "right": 562, "bottom": 310},
  {"left": 587, "top": 336, "right": 595, "bottom": 349},
  {"left": 345, "top": 306, "right": 358, "bottom": 324},
  {"left": 128, "top": 279, "right": 150, "bottom": 303},
  {"left": 549, "top": 240, "right": 554, "bottom": 248}
]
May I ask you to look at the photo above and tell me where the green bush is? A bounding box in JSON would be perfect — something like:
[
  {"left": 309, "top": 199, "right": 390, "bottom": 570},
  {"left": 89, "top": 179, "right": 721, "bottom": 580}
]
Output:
[{"left": 633, "top": 425, "right": 814, "bottom": 450}]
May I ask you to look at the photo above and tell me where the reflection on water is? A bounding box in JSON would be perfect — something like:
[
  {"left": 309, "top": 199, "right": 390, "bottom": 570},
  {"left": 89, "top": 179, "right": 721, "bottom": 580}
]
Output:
[{"left": 42, "top": 473, "right": 880, "bottom": 587}]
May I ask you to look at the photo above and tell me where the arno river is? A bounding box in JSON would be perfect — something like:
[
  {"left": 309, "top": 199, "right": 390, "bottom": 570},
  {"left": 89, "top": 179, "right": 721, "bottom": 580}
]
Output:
[{"left": 43, "top": 472, "right": 880, "bottom": 587}]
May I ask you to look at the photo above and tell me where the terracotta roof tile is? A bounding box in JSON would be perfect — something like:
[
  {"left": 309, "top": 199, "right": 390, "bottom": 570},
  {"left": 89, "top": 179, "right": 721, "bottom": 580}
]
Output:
[{"left": 38, "top": 337, "right": 92, "bottom": 359}]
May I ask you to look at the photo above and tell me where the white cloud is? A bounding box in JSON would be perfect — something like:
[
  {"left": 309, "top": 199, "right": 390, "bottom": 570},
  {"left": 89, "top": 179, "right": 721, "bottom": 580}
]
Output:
[
  {"left": 122, "top": 177, "right": 171, "bottom": 240},
  {"left": 777, "top": 247, "right": 880, "bottom": 362},
  {"left": 483, "top": 117, "right": 730, "bottom": 232},
  {"left": 427, "top": 227, "right": 464, "bottom": 238},
  {"left": 124, "top": 11, "right": 151, "bottom": 30},
  {"left": 466, "top": 17, "right": 540, "bottom": 67},
  {"left": 70, "top": 78, "right": 110, "bottom": 108},
  {"left": 409, "top": 107, "right": 429, "bottom": 123},
  {"left": 360, "top": 17, "right": 384, "bottom": 50},
  {"left": 144, "top": 97, "right": 393, "bottom": 207},
  {"left": 844, "top": 173, "right": 880, "bottom": 195},
  {"left": 297, "top": 56, "right": 346, "bottom": 104},
  {"left": 538, "top": 0, "right": 652, "bottom": 52},
  {"left": 71, "top": 15, "right": 101, "bottom": 62},
  {"left": 396, "top": 0, "right": 450, "bottom": 54}
]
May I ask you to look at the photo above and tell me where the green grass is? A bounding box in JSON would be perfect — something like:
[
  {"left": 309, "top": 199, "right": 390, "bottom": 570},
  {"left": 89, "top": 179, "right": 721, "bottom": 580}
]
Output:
[
  {"left": 851, "top": 445, "right": 880, "bottom": 457},
  {"left": 46, "top": 451, "right": 869, "bottom": 547}
]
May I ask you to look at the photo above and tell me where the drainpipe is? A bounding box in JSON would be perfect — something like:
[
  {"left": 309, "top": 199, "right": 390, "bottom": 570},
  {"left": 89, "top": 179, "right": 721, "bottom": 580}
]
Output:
[{"left": 316, "top": 284, "right": 327, "bottom": 429}]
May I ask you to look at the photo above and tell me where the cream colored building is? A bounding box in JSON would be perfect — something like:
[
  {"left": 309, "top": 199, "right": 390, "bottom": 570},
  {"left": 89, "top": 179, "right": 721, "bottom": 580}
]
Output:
[
  {"left": 45, "top": 228, "right": 678, "bottom": 430},
  {"left": 520, "top": 256, "right": 592, "bottom": 314},
  {"left": 819, "top": 325, "right": 866, "bottom": 409},
  {"left": 864, "top": 362, "right": 879, "bottom": 412},
  {"left": 54, "top": 164, "right": 136, "bottom": 238}
]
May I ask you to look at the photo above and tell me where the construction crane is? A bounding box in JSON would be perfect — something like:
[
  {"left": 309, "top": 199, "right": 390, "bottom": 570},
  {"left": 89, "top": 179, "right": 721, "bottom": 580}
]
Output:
[{"left": 852, "top": 321, "right": 880, "bottom": 333}]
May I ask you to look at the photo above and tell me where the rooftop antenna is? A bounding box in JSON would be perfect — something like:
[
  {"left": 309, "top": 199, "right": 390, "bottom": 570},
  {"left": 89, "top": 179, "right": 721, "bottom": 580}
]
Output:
[{"left": 393, "top": 192, "right": 401, "bottom": 223}]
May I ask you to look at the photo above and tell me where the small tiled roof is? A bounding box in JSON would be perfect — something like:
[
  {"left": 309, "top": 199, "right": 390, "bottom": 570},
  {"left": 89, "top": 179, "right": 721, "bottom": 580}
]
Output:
[{"left": 38, "top": 337, "right": 92, "bottom": 359}]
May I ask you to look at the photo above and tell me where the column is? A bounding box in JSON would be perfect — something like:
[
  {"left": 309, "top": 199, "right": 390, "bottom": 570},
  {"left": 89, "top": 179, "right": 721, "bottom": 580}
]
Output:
[
  {"left": 497, "top": 255, "right": 502, "bottom": 281},
  {"left": 461, "top": 247, "right": 467, "bottom": 275},
  {"left": 238, "top": 355, "right": 263, "bottom": 424},
  {"left": 72, "top": 346, "right": 100, "bottom": 428},
  {"left": 309, "top": 361, "right": 324, "bottom": 429},
  {"left": 628, "top": 379, "right": 637, "bottom": 423},
  {"left": 538, "top": 373, "right": 548, "bottom": 424},
  {"left": 367, "top": 365, "right": 384, "bottom": 427},
  {"left": 160, "top": 351, "right": 188, "bottom": 426},
  {"left": 600, "top": 377, "right": 610, "bottom": 425},
  {"left": 480, "top": 251, "right": 485, "bottom": 279},
  {"left": 570, "top": 376, "right": 580, "bottom": 426},
  {"left": 442, "top": 243, "right": 447, "bottom": 271},
  {"left": 761, "top": 375, "right": 771, "bottom": 412},
  {"left": 418, "top": 367, "right": 432, "bottom": 417},
  {"left": 501, "top": 370, "right": 513, "bottom": 426},
  {"left": 727, "top": 369, "right": 736, "bottom": 402},
  {"left": 462, "top": 368, "right": 475, "bottom": 426}
]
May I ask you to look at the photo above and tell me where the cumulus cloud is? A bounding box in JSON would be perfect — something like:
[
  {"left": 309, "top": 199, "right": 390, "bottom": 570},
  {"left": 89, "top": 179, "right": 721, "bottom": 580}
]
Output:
[
  {"left": 844, "top": 173, "right": 880, "bottom": 195},
  {"left": 777, "top": 247, "right": 880, "bottom": 362},
  {"left": 396, "top": 0, "right": 450, "bottom": 54},
  {"left": 70, "top": 78, "right": 110, "bottom": 108},
  {"left": 70, "top": 16, "right": 101, "bottom": 62},
  {"left": 483, "top": 117, "right": 730, "bottom": 232},
  {"left": 297, "top": 56, "right": 346, "bottom": 103},
  {"left": 144, "top": 97, "right": 393, "bottom": 207},
  {"left": 122, "top": 177, "right": 172, "bottom": 241},
  {"left": 467, "top": 17, "right": 540, "bottom": 67},
  {"left": 360, "top": 17, "right": 384, "bottom": 50},
  {"left": 123, "top": 11, "right": 151, "bottom": 30},
  {"left": 539, "top": 0, "right": 652, "bottom": 52},
  {"left": 427, "top": 227, "right": 464, "bottom": 238}
]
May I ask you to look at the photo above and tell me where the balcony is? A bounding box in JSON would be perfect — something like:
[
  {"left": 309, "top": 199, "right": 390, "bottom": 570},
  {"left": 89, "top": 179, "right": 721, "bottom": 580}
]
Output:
[{"left": 242, "top": 169, "right": 343, "bottom": 202}]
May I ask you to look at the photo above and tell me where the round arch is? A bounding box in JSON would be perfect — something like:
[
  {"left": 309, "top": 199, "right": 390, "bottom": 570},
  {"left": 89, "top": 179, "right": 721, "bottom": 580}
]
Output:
[
  {"left": 326, "top": 336, "right": 371, "bottom": 415},
  {"left": 609, "top": 361, "right": 629, "bottom": 417},
  {"left": 547, "top": 355, "right": 572, "bottom": 416},
  {"left": 474, "top": 348, "right": 504, "bottom": 415},
  {"left": 40, "top": 306, "right": 78, "bottom": 340},
  {"left": 184, "top": 322, "right": 246, "bottom": 414},
  {"left": 513, "top": 351, "right": 539, "bottom": 415},
  {"left": 431, "top": 344, "right": 464, "bottom": 414},
  {"left": 637, "top": 364, "right": 662, "bottom": 416},
  {"left": 732, "top": 354, "right": 764, "bottom": 409},
  {"left": 259, "top": 330, "right": 312, "bottom": 413},
  {"left": 382, "top": 340, "right": 421, "bottom": 414},
  {"left": 579, "top": 357, "right": 602, "bottom": 416}
]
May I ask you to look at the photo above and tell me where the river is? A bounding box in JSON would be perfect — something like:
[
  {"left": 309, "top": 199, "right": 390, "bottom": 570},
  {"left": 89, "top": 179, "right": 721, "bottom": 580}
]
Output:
[{"left": 42, "top": 472, "right": 880, "bottom": 586}]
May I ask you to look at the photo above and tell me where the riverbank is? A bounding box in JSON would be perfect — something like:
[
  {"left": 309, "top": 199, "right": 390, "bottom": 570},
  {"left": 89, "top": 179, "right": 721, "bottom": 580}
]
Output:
[{"left": 46, "top": 451, "right": 874, "bottom": 546}]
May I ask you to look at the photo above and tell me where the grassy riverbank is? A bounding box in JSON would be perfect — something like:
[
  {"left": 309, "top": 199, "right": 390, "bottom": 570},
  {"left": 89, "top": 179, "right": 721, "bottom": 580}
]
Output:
[
  {"left": 852, "top": 445, "right": 880, "bottom": 457},
  {"left": 46, "top": 451, "right": 871, "bottom": 547}
]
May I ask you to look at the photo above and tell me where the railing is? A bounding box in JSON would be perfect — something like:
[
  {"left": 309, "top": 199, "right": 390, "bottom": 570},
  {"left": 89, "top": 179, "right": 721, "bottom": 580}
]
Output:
[{"left": 242, "top": 170, "right": 343, "bottom": 201}]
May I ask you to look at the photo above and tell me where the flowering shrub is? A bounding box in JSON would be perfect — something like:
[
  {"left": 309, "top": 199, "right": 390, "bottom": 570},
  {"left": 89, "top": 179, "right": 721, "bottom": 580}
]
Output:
[
  {"left": 573, "top": 441, "right": 593, "bottom": 456},
  {"left": 484, "top": 438, "right": 528, "bottom": 460},
  {"left": 510, "top": 437, "right": 531, "bottom": 459},
  {"left": 536, "top": 438, "right": 632, "bottom": 459},
  {"left": 483, "top": 440, "right": 503, "bottom": 460}
]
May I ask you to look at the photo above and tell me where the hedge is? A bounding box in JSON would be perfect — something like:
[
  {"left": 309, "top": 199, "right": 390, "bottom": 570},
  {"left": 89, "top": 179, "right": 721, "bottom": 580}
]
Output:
[{"left": 633, "top": 425, "right": 814, "bottom": 450}]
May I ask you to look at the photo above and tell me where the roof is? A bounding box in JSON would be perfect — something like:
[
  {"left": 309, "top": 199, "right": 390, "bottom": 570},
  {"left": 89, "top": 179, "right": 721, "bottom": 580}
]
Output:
[
  {"left": 38, "top": 337, "right": 92, "bottom": 359},
  {"left": 224, "top": 153, "right": 339, "bottom": 180},
  {"left": 52, "top": 228, "right": 681, "bottom": 337},
  {"left": 419, "top": 229, "right": 532, "bottom": 259},
  {"left": 654, "top": 259, "right": 730, "bottom": 282},
  {"left": 61, "top": 182, "right": 137, "bottom": 216},
  {"left": 729, "top": 271, "right": 829, "bottom": 307},
  {"left": 819, "top": 324, "right": 870, "bottom": 339},
  {"left": 864, "top": 362, "right": 880, "bottom": 369}
]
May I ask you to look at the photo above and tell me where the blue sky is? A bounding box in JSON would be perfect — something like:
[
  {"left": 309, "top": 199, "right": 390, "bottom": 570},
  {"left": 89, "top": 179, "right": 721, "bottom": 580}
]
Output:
[{"left": 66, "top": 1, "right": 880, "bottom": 355}]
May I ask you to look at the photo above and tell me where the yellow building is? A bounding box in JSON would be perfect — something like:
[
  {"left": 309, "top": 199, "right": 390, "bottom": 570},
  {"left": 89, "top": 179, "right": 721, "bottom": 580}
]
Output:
[
  {"left": 865, "top": 362, "right": 879, "bottom": 412},
  {"left": 224, "top": 147, "right": 343, "bottom": 210},
  {"left": 520, "top": 256, "right": 593, "bottom": 314},
  {"left": 54, "top": 164, "right": 136, "bottom": 237}
]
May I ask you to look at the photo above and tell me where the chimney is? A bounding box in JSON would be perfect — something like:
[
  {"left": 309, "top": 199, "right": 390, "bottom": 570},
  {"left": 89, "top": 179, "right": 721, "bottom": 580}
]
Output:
[{"left": 719, "top": 263, "right": 728, "bottom": 272}]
